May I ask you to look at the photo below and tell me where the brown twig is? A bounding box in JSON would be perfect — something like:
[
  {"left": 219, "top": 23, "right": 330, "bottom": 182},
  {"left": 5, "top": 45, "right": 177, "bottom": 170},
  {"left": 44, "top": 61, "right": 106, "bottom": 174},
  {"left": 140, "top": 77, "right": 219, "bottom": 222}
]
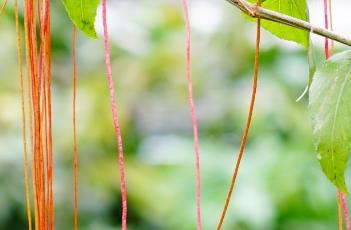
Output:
[{"left": 225, "top": 0, "right": 351, "bottom": 47}]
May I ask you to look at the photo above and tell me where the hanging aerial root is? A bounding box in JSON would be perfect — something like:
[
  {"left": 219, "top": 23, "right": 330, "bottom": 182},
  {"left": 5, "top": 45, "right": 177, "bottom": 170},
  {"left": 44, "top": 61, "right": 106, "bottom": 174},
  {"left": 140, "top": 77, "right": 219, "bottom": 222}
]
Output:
[
  {"left": 217, "top": 0, "right": 262, "bottom": 229},
  {"left": 101, "top": 0, "right": 128, "bottom": 229},
  {"left": 15, "top": 0, "right": 33, "bottom": 228},
  {"left": 23, "top": 0, "right": 54, "bottom": 228},
  {"left": 44, "top": 1, "right": 54, "bottom": 226},
  {"left": 72, "top": 25, "right": 79, "bottom": 230},
  {"left": 23, "top": 1, "right": 39, "bottom": 228},
  {"left": 23, "top": 0, "right": 40, "bottom": 228},
  {"left": 180, "top": 0, "right": 202, "bottom": 229}
]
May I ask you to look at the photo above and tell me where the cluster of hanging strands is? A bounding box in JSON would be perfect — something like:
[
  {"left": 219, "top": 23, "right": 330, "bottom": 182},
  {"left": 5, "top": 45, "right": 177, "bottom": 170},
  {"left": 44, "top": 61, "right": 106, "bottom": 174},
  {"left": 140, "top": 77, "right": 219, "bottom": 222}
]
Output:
[
  {"left": 13, "top": 0, "right": 54, "bottom": 229},
  {"left": 323, "top": 0, "right": 351, "bottom": 229},
  {"left": 11, "top": 0, "right": 128, "bottom": 228},
  {"left": 14, "top": 0, "right": 201, "bottom": 229}
]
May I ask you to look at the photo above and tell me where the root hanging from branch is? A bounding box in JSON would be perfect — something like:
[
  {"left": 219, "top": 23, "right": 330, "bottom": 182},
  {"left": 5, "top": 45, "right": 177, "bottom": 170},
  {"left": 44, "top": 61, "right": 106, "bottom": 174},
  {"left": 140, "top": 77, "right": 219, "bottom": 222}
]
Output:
[
  {"left": 15, "top": 0, "right": 33, "bottom": 228},
  {"left": 181, "top": 1, "right": 202, "bottom": 229},
  {"left": 23, "top": 0, "right": 54, "bottom": 228},
  {"left": 101, "top": 0, "right": 128, "bottom": 229},
  {"left": 217, "top": 0, "right": 262, "bottom": 228}
]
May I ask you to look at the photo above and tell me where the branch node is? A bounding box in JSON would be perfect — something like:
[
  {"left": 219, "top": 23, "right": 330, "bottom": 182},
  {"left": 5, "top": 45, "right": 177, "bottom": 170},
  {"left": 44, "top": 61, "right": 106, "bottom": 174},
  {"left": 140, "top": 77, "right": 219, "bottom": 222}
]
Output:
[{"left": 251, "top": 4, "right": 260, "bottom": 17}]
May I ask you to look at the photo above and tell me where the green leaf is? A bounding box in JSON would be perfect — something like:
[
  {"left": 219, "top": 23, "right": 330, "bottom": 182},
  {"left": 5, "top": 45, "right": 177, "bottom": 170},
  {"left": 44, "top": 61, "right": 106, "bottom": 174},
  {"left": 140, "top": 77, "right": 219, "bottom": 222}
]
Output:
[
  {"left": 308, "top": 51, "right": 351, "bottom": 193},
  {"left": 62, "top": 0, "right": 100, "bottom": 38},
  {"left": 263, "top": 0, "right": 309, "bottom": 47},
  {"left": 248, "top": 0, "right": 309, "bottom": 47}
]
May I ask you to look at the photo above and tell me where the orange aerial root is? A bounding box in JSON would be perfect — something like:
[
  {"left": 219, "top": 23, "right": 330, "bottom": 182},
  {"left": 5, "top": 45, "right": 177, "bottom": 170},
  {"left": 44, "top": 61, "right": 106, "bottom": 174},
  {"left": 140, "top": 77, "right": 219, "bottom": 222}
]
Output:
[
  {"left": 15, "top": 0, "right": 33, "bottom": 228},
  {"left": 217, "top": 0, "right": 262, "bottom": 228},
  {"left": 23, "top": 0, "right": 54, "bottom": 228}
]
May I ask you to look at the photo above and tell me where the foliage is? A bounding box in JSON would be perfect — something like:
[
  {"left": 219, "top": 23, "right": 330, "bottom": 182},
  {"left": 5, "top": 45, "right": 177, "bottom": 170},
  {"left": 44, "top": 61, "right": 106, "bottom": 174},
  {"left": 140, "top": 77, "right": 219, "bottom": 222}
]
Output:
[
  {"left": 62, "top": 0, "right": 100, "bottom": 38},
  {"left": 309, "top": 51, "right": 351, "bottom": 193},
  {"left": 248, "top": 0, "right": 309, "bottom": 47},
  {"left": 261, "top": 0, "right": 309, "bottom": 47}
]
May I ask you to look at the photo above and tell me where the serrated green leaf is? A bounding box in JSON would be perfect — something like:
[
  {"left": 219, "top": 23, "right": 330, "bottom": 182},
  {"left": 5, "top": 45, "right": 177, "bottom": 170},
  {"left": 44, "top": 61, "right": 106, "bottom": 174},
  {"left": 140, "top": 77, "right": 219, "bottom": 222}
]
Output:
[
  {"left": 248, "top": 0, "right": 309, "bottom": 47},
  {"left": 308, "top": 51, "right": 351, "bottom": 193},
  {"left": 62, "top": 0, "right": 100, "bottom": 38}
]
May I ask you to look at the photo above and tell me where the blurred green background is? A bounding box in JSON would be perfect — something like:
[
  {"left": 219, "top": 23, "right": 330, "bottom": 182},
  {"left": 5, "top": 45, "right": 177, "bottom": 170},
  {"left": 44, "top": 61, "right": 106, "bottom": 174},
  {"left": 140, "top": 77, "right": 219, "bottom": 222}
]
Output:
[{"left": 0, "top": 0, "right": 350, "bottom": 229}]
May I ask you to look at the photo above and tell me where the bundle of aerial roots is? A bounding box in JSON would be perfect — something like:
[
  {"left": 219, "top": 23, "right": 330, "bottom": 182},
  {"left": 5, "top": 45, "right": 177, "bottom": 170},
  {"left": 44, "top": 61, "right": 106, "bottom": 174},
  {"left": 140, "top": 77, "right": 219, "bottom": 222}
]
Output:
[{"left": 7, "top": 0, "right": 196, "bottom": 229}]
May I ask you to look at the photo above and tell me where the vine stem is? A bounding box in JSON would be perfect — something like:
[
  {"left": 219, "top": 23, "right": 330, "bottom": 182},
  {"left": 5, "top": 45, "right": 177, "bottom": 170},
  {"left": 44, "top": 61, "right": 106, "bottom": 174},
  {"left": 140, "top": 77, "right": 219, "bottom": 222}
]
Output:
[
  {"left": 225, "top": 0, "right": 351, "bottom": 47},
  {"left": 72, "top": 26, "right": 78, "bottom": 230},
  {"left": 181, "top": 1, "right": 202, "bottom": 229},
  {"left": 101, "top": 0, "right": 128, "bottom": 229},
  {"left": 217, "top": 0, "right": 261, "bottom": 228}
]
